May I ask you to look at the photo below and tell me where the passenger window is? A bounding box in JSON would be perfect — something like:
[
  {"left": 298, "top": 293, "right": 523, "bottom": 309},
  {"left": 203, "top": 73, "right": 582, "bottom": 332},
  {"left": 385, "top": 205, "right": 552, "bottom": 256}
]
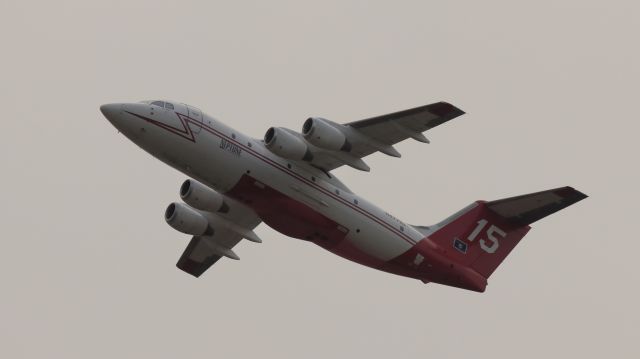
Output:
[
  {"left": 151, "top": 101, "right": 165, "bottom": 107},
  {"left": 165, "top": 102, "right": 174, "bottom": 110}
]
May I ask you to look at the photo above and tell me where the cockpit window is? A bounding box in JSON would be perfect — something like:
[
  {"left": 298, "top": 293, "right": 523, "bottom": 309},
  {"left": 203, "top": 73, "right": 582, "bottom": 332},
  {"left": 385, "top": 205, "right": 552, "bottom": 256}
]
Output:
[
  {"left": 151, "top": 101, "right": 165, "bottom": 107},
  {"left": 164, "top": 102, "right": 174, "bottom": 110}
]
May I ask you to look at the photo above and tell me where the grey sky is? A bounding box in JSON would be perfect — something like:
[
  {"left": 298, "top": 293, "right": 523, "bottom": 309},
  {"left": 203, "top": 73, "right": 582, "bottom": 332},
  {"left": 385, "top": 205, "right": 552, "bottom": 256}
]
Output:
[{"left": 1, "top": 1, "right": 638, "bottom": 358}]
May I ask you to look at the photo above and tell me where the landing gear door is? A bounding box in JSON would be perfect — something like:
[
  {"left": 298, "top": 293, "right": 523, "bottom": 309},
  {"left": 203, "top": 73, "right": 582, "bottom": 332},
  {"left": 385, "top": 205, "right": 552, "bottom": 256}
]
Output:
[{"left": 187, "top": 105, "right": 204, "bottom": 134}]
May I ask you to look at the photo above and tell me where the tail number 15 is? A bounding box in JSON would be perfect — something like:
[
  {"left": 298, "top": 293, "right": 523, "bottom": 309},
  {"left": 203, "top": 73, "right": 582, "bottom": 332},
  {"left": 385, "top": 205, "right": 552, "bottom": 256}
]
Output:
[{"left": 467, "top": 219, "right": 506, "bottom": 254}]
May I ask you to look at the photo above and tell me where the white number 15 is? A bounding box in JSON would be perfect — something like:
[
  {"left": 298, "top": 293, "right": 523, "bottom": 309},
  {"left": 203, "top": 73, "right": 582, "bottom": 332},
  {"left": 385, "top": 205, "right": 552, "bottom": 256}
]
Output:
[{"left": 467, "top": 219, "right": 506, "bottom": 254}]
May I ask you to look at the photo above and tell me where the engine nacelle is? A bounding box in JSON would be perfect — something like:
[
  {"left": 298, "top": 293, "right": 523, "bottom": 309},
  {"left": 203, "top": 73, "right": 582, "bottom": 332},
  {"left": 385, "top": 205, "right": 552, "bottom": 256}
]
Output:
[
  {"left": 302, "top": 117, "right": 350, "bottom": 151},
  {"left": 264, "top": 127, "right": 313, "bottom": 161},
  {"left": 164, "top": 202, "right": 212, "bottom": 236},
  {"left": 180, "top": 179, "right": 229, "bottom": 213}
]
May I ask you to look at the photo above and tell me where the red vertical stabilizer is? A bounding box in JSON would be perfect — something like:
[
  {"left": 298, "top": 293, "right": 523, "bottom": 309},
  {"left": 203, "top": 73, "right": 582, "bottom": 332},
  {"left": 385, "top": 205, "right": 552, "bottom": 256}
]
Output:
[{"left": 413, "top": 186, "right": 587, "bottom": 292}]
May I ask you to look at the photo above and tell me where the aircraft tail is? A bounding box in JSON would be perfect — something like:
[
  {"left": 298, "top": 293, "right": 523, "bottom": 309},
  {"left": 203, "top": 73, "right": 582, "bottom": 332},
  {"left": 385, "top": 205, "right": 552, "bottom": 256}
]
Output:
[{"left": 418, "top": 186, "right": 586, "bottom": 291}]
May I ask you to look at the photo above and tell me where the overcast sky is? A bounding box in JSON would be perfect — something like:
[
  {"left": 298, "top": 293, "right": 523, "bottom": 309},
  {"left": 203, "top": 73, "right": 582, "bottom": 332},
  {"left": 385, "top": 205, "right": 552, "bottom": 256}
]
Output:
[{"left": 1, "top": 1, "right": 638, "bottom": 358}]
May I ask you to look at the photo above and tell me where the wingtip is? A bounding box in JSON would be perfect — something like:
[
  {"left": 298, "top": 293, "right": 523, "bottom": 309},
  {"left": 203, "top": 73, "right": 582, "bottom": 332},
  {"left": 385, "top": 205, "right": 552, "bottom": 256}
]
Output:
[
  {"left": 176, "top": 260, "right": 204, "bottom": 278},
  {"left": 429, "top": 101, "right": 465, "bottom": 118},
  {"left": 563, "top": 186, "right": 588, "bottom": 201}
]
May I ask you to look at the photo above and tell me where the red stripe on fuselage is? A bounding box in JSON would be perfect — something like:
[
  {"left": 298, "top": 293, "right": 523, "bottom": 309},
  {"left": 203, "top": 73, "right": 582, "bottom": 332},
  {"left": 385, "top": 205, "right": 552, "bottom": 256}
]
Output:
[{"left": 126, "top": 111, "right": 196, "bottom": 142}]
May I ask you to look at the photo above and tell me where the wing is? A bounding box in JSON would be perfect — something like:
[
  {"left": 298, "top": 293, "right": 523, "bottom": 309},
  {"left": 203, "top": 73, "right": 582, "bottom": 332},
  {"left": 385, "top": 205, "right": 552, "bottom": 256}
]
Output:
[
  {"left": 176, "top": 236, "right": 224, "bottom": 277},
  {"left": 308, "top": 102, "right": 465, "bottom": 172},
  {"left": 176, "top": 198, "right": 261, "bottom": 277},
  {"left": 347, "top": 101, "right": 465, "bottom": 147}
]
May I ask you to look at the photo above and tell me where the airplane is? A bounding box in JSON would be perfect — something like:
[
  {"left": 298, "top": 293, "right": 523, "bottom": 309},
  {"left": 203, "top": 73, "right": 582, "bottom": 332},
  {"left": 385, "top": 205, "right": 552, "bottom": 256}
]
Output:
[{"left": 100, "top": 100, "right": 586, "bottom": 292}]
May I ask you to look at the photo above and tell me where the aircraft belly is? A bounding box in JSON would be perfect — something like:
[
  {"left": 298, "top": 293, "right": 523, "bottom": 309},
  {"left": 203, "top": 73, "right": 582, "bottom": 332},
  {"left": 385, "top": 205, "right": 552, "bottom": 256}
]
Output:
[{"left": 225, "top": 172, "right": 412, "bottom": 264}]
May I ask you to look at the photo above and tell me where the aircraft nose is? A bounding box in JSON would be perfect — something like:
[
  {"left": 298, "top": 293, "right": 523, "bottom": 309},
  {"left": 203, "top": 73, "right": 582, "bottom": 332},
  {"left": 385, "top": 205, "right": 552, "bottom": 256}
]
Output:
[{"left": 100, "top": 103, "right": 123, "bottom": 123}]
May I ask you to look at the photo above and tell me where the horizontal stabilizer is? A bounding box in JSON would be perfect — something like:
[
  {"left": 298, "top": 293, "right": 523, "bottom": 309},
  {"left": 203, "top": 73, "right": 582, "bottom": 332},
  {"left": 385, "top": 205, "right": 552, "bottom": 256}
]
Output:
[{"left": 486, "top": 186, "right": 587, "bottom": 226}]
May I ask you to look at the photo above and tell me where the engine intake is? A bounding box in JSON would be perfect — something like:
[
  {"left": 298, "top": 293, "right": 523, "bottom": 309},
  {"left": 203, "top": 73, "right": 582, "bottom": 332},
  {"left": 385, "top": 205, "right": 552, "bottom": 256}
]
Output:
[
  {"left": 165, "top": 202, "right": 213, "bottom": 236},
  {"left": 302, "top": 117, "right": 350, "bottom": 152},
  {"left": 180, "top": 179, "right": 229, "bottom": 213},
  {"left": 264, "top": 127, "right": 313, "bottom": 161}
]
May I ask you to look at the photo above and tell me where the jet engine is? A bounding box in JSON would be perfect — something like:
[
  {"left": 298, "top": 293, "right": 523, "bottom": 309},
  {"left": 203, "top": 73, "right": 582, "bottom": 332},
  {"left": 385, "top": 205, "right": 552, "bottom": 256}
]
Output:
[
  {"left": 180, "top": 179, "right": 229, "bottom": 213},
  {"left": 302, "top": 117, "right": 350, "bottom": 151},
  {"left": 264, "top": 127, "right": 313, "bottom": 161},
  {"left": 164, "top": 202, "right": 213, "bottom": 236}
]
